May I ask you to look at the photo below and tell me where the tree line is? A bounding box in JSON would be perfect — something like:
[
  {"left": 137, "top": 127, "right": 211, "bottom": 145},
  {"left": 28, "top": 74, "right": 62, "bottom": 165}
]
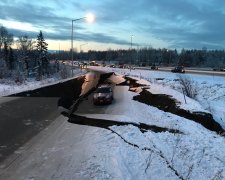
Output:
[
  {"left": 1, "top": 24, "right": 225, "bottom": 83},
  {"left": 53, "top": 47, "right": 225, "bottom": 68},
  {"left": 0, "top": 25, "right": 62, "bottom": 82}
]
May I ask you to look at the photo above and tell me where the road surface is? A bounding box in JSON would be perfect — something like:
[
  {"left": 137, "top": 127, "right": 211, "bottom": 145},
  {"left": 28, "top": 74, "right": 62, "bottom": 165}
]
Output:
[
  {"left": 134, "top": 66, "right": 225, "bottom": 77},
  {"left": 0, "top": 81, "right": 131, "bottom": 179},
  {"left": 0, "top": 97, "right": 60, "bottom": 163}
]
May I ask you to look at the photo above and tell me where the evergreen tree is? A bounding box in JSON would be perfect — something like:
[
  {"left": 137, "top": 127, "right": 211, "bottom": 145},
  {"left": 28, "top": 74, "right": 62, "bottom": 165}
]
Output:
[
  {"left": 36, "top": 31, "right": 49, "bottom": 78},
  {"left": 3, "top": 42, "right": 8, "bottom": 62},
  {"left": 8, "top": 47, "right": 14, "bottom": 70},
  {"left": 36, "top": 31, "right": 48, "bottom": 54}
]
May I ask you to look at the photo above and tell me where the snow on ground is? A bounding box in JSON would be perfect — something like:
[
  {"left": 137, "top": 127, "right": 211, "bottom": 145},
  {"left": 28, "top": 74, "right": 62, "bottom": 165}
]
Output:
[
  {"left": 76, "top": 85, "right": 225, "bottom": 180},
  {"left": 76, "top": 66, "right": 225, "bottom": 179},
  {"left": 0, "top": 69, "right": 86, "bottom": 97},
  {"left": 1, "top": 66, "right": 225, "bottom": 179}
]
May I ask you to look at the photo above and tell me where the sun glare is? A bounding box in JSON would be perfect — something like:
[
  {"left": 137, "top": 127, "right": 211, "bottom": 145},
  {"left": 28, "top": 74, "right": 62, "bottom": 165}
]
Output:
[{"left": 86, "top": 13, "right": 95, "bottom": 23}]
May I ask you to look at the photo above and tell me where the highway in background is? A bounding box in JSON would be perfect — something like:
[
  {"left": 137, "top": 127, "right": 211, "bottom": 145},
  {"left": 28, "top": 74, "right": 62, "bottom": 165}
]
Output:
[{"left": 134, "top": 66, "right": 225, "bottom": 77}]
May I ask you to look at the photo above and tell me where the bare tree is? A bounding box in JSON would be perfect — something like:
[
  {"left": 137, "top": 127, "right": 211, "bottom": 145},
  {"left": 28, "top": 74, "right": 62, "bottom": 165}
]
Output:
[
  {"left": 17, "top": 35, "right": 35, "bottom": 52},
  {"left": 16, "top": 35, "right": 36, "bottom": 77},
  {"left": 178, "top": 75, "right": 198, "bottom": 99}
]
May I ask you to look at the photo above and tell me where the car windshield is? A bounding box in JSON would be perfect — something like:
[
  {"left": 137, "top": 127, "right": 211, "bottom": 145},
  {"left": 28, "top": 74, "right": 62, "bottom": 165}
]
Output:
[{"left": 95, "top": 87, "right": 111, "bottom": 93}]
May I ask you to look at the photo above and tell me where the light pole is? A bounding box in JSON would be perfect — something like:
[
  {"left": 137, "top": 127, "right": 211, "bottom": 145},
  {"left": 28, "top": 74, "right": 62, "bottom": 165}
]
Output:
[
  {"left": 71, "top": 13, "right": 94, "bottom": 76},
  {"left": 131, "top": 35, "right": 134, "bottom": 49},
  {"left": 130, "top": 35, "right": 134, "bottom": 66},
  {"left": 80, "top": 43, "right": 88, "bottom": 53},
  {"left": 79, "top": 43, "right": 88, "bottom": 61}
]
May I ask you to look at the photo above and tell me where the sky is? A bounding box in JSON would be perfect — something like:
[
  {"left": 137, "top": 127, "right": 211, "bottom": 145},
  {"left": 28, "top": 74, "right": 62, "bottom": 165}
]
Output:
[{"left": 0, "top": 0, "right": 225, "bottom": 51}]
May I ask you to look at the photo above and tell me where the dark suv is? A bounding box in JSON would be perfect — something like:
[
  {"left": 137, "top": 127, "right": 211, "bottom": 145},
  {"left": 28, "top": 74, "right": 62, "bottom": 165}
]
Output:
[
  {"left": 93, "top": 85, "right": 113, "bottom": 105},
  {"left": 151, "top": 65, "right": 158, "bottom": 70},
  {"left": 171, "top": 66, "right": 185, "bottom": 73}
]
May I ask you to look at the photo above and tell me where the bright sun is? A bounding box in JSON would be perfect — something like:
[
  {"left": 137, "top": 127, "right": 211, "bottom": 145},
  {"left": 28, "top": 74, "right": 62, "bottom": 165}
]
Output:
[{"left": 86, "top": 13, "right": 95, "bottom": 23}]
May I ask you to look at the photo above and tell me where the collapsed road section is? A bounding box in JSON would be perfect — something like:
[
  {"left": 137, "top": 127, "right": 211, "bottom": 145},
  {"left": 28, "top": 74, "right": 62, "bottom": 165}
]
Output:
[
  {"left": 66, "top": 73, "right": 224, "bottom": 136},
  {"left": 0, "top": 71, "right": 112, "bottom": 163}
]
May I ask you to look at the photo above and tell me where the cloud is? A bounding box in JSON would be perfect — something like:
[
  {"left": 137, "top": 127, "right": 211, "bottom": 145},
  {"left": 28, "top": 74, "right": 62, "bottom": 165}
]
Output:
[
  {"left": 94, "top": 0, "right": 225, "bottom": 49},
  {"left": 1, "top": 0, "right": 225, "bottom": 49},
  {"left": 8, "top": 28, "right": 131, "bottom": 46}
]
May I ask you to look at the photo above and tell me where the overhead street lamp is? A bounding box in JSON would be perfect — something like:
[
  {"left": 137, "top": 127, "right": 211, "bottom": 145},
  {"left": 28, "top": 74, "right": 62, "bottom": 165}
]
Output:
[
  {"left": 80, "top": 43, "right": 88, "bottom": 53},
  {"left": 71, "top": 13, "right": 95, "bottom": 76},
  {"left": 79, "top": 43, "right": 88, "bottom": 61}
]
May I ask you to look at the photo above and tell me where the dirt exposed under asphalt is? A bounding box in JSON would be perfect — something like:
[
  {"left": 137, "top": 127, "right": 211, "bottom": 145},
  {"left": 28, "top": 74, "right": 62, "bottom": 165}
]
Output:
[{"left": 67, "top": 114, "right": 182, "bottom": 134}]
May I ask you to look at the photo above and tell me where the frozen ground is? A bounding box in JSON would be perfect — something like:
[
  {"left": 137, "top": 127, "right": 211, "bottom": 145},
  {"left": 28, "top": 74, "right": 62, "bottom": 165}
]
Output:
[
  {"left": 75, "top": 78, "right": 225, "bottom": 179},
  {"left": 1, "top": 66, "right": 225, "bottom": 179}
]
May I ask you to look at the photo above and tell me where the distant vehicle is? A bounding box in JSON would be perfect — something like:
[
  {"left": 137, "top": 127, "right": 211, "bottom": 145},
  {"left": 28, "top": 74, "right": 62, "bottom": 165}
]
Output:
[
  {"left": 171, "top": 66, "right": 185, "bottom": 73},
  {"left": 151, "top": 65, "right": 158, "bottom": 70},
  {"left": 118, "top": 64, "right": 125, "bottom": 68},
  {"left": 89, "top": 61, "right": 96, "bottom": 66},
  {"left": 140, "top": 63, "right": 146, "bottom": 67},
  {"left": 109, "top": 64, "right": 116, "bottom": 68},
  {"left": 79, "top": 62, "right": 87, "bottom": 69},
  {"left": 213, "top": 68, "right": 225, "bottom": 72},
  {"left": 102, "top": 63, "right": 106, "bottom": 67},
  {"left": 127, "top": 65, "right": 135, "bottom": 70},
  {"left": 93, "top": 85, "right": 113, "bottom": 105}
]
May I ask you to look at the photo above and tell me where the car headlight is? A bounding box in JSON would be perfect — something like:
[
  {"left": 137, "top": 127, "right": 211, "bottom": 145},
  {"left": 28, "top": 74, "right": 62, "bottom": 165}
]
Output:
[
  {"left": 106, "top": 94, "right": 111, "bottom": 99},
  {"left": 93, "top": 94, "right": 98, "bottom": 98}
]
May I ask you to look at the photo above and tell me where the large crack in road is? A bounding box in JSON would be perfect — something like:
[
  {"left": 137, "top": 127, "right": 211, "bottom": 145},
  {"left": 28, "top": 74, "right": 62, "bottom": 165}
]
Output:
[
  {"left": 0, "top": 71, "right": 112, "bottom": 164},
  {"left": 133, "top": 89, "right": 225, "bottom": 135},
  {"left": 67, "top": 114, "right": 182, "bottom": 134},
  {"left": 118, "top": 76, "right": 225, "bottom": 135},
  {"left": 66, "top": 113, "right": 184, "bottom": 180}
]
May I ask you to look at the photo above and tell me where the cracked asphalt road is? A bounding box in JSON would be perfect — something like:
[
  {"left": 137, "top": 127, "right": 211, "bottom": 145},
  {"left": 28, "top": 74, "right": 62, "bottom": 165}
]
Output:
[{"left": 0, "top": 77, "right": 145, "bottom": 179}]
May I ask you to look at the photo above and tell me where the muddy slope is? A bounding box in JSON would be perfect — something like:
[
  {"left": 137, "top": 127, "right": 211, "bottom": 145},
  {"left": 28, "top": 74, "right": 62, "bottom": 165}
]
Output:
[
  {"left": 9, "top": 76, "right": 85, "bottom": 109},
  {"left": 10, "top": 76, "right": 85, "bottom": 98},
  {"left": 98, "top": 72, "right": 114, "bottom": 84}
]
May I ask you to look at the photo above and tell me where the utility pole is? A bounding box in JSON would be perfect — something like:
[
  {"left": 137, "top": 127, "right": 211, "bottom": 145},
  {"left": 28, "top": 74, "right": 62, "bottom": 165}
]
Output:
[{"left": 130, "top": 35, "right": 134, "bottom": 66}]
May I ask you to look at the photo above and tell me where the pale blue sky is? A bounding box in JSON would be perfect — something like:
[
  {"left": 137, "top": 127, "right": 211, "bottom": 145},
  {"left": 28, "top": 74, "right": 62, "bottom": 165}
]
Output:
[{"left": 0, "top": 0, "right": 225, "bottom": 51}]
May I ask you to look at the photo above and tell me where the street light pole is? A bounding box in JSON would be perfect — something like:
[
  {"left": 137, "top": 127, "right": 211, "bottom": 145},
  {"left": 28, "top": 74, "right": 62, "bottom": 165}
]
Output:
[
  {"left": 80, "top": 43, "right": 88, "bottom": 53},
  {"left": 130, "top": 35, "right": 134, "bottom": 66},
  {"left": 131, "top": 35, "right": 133, "bottom": 49},
  {"left": 80, "top": 43, "right": 88, "bottom": 61},
  {"left": 71, "top": 14, "right": 95, "bottom": 76},
  {"left": 71, "top": 20, "right": 74, "bottom": 75},
  {"left": 71, "top": 17, "right": 86, "bottom": 76}
]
